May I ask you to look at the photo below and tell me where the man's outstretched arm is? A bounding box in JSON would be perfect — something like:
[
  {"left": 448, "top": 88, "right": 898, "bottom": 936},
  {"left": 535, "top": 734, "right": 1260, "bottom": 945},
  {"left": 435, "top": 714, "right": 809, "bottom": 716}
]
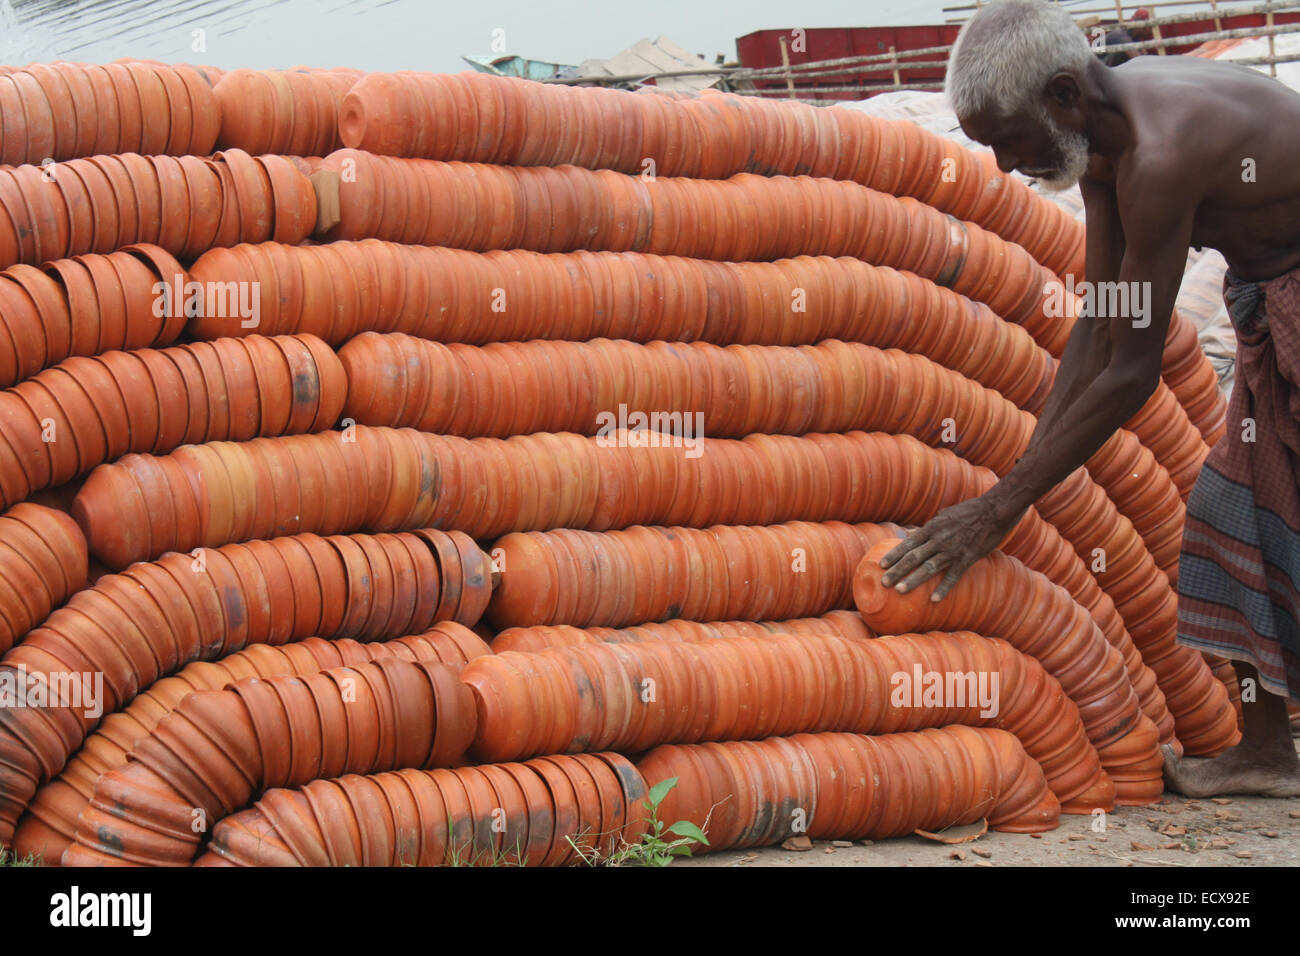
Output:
[
  {"left": 880, "top": 173, "right": 1191, "bottom": 599},
  {"left": 1024, "top": 177, "right": 1128, "bottom": 452}
]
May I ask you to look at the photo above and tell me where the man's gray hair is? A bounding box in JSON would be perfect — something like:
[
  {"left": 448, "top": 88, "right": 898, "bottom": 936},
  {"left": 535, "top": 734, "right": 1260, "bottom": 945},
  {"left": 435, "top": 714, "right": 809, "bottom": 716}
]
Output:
[{"left": 946, "top": 0, "right": 1095, "bottom": 118}]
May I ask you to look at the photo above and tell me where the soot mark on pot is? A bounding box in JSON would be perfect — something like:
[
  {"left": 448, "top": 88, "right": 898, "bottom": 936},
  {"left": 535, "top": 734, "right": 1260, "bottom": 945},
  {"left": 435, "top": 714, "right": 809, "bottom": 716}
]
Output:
[
  {"left": 532, "top": 807, "right": 555, "bottom": 839},
  {"left": 291, "top": 370, "right": 318, "bottom": 406},
  {"left": 573, "top": 672, "right": 594, "bottom": 700},
  {"left": 395, "top": 833, "right": 418, "bottom": 864},
  {"left": 472, "top": 816, "right": 496, "bottom": 856},
  {"left": 741, "top": 798, "right": 778, "bottom": 844},
  {"left": 222, "top": 585, "right": 245, "bottom": 632},
  {"left": 418, "top": 464, "right": 438, "bottom": 501},
  {"left": 96, "top": 824, "right": 126, "bottom": 853}
]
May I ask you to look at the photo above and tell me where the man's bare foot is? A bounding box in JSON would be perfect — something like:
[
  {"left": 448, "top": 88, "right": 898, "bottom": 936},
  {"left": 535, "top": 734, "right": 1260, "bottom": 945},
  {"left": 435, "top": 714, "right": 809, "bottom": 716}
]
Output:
[{"left": 1162, "top": 743, "right": 1300, "bottom": 797}]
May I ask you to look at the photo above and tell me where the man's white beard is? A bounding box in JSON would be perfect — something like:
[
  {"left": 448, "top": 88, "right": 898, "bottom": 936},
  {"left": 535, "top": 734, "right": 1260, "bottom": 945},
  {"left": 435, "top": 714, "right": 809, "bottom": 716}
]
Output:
[{"left": 1036, "top": 108, "right": 1091, "bottom": 192}]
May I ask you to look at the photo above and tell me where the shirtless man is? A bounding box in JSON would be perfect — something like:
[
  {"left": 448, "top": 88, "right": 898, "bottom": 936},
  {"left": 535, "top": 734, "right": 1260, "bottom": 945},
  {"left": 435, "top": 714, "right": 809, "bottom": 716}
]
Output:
[{"left": 877, "top": 0, "right": 1300, "bottom": 796}]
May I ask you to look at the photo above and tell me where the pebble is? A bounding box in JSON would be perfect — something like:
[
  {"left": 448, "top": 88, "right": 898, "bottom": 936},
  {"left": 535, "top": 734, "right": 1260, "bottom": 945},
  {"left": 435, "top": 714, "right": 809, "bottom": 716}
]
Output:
[
  {"left": 1131, "top": 840, "right": 1154, "bottom": 851},
  {"left": 857, "top": 840, "right": 874, "bottom": 847},
  {"left": 1288, "top": 810, "right": 1300, "bottom": 819},
  {"left": 971, "top": 848, "right": 991, "bottom": 858},
  {"left": 1212, "top": 798, "right": 1233, "bottom": 805},
  {"left": 1263, "top": 830, "right": 1279, "bottom": 838},
  {"left": 832, "top": 841, "right": 853, "bottom": 848},
  {"left": 782, "top": 835, "right": 812, "bottom": 852},
  {"left": 1068, "top": 834, "right": 1087, "bottom": 841},
  {"left": 1030, "top": 833, "right": 1042, "bottom": 839},
  {"left": 948, "top": 850, "right": 966, "bottom": 861},
  {"left": 1234, "top": 851, "right": 1253, "bottom": 859}
]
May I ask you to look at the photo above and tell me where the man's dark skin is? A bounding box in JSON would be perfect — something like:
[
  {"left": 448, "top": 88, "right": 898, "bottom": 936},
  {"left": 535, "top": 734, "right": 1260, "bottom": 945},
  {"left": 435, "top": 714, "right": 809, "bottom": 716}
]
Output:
[{"left": 878, "top": 52, "right": 1300, "bottom": 795}]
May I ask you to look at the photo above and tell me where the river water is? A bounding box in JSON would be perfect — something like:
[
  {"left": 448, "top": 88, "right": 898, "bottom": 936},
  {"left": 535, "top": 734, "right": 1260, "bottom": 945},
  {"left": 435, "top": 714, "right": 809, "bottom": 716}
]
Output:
[{"left": 1, "top": 0, "right": 991, "bottom": 74}]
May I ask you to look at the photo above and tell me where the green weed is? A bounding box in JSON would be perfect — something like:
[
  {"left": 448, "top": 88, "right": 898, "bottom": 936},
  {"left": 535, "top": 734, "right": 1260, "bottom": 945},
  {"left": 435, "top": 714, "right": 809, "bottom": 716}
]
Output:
[{"left": 569, "top": 776, "right": 711, "bottom": 867}]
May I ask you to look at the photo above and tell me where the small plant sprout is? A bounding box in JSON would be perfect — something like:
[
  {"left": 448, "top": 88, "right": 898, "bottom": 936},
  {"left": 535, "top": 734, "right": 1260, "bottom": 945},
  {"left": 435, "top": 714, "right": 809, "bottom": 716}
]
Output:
[
  {"left": 0, "top": 846, "right": 40, "bottom": 867},
  {"left": 569, "top": 776, "right": 710, "bottom": 867}
]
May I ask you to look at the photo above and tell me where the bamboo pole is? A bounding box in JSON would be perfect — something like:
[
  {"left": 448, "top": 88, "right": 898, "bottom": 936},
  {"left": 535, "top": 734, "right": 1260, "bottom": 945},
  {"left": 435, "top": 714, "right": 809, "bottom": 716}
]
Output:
[
  {"left": 1098, "top": 18, "right": 1300, "bottom": 52},
  {"left": 948, "top": 0, "right": 1300, "bottom": 24},
  {"left": 1268, "top": 0, "right": 1278, "bottom": 75},
  {"left": 949, "top": 0, "right": 1268, "bottom": 12},
  {"left": 741, "top": 82, "right": 946, "bottom": 96},
  {"left": 779, "top": 35, "right": 797, "bottom": 98}
]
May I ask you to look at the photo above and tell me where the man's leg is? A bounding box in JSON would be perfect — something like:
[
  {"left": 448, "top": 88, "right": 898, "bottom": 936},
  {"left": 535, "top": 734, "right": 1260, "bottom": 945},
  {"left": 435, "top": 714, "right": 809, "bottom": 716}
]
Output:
[{"left": 1163, "top": 661, "right": 1300, "bottom": 796}]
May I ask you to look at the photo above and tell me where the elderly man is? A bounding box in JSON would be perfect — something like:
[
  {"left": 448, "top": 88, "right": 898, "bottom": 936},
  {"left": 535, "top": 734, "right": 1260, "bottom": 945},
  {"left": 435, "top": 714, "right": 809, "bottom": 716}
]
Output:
[{"left": 878, "top": 0, "right": 1300, "bottom": 796}]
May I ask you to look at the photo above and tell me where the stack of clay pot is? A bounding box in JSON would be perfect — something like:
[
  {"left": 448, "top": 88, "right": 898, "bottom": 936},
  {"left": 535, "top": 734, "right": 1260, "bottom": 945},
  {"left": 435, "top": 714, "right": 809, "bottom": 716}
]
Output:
[
  {"left": 0, "top": 62, "right": 221, "bottom": 166},
  {"left": 0, "top": 147, "right": 316, "bottom": 268},
  {"left": 213, "top": 68, "right": 362, "bottom": 156},
  {"left": 0, "top": 246, "right": 187, "bottom": 385},
  {"left": 0, "top": 333, "right": 345, "bottom": 510},
  {"left": 0, "top": 65, "right": 1240, "bottom": 867}
]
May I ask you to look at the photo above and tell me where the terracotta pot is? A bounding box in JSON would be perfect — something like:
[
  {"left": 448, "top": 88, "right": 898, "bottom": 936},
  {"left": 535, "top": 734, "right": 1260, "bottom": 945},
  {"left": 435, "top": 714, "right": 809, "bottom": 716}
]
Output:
[
  {"left": 124, "top": 62, "right": 171, "bottom": 156},
  {"left": 0, "top": 171, "right": 29, "bottom": 268},
  {"left": 0, "top": 75, "right": 33, "bottom": 167},
  {"left": 176, "top": 155, "right": 222, "bottom": 258},
  {"left": 259, "top": 154, "right": 317, "bottom": 244},
  {"left": 100, "top": 63, "right": 142, "bottom": 156},
  {"left": 50, "top": 160, "right": 97, "bottom": 259},
  {"left": 25, "top": 65, "right": 77, "bottom": 159},
  {"left": 213, "top": 70, "right": 277, "bottom": 154},
  {"left": 14, "top": 162, "right": 70, "bottom": 264},
  {"left": 177, "top": 65, "right": 221, "bottom": 154},
  {"left": 146, "top": 156, "right": 190, "bottom": 255},
  {"left": 214, "top": 149, "right": 272, "bottom": 244},
  {"left": 0, "top": 277, "right": 43, "bottom": 385}
]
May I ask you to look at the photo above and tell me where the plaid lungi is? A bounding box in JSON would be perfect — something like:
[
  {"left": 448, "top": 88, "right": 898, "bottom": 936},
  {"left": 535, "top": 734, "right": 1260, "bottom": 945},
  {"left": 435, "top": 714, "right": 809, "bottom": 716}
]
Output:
[{"left": 1176, "top": 267, "right": 1300, "bottom": 702}]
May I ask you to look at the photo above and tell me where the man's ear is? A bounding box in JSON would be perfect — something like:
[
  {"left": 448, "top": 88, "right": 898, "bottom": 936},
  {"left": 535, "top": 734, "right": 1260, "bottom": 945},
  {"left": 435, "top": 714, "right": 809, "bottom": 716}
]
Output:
[{"left": 1045, "top": 72, "right": 1081, "bottom": 110}]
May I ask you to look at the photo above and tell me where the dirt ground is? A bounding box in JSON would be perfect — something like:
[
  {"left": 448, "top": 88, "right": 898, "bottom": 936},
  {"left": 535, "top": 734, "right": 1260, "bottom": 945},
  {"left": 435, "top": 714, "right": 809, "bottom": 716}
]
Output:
[{"left": 679, "top": 762, "right": 1300, "bottom": 868}]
